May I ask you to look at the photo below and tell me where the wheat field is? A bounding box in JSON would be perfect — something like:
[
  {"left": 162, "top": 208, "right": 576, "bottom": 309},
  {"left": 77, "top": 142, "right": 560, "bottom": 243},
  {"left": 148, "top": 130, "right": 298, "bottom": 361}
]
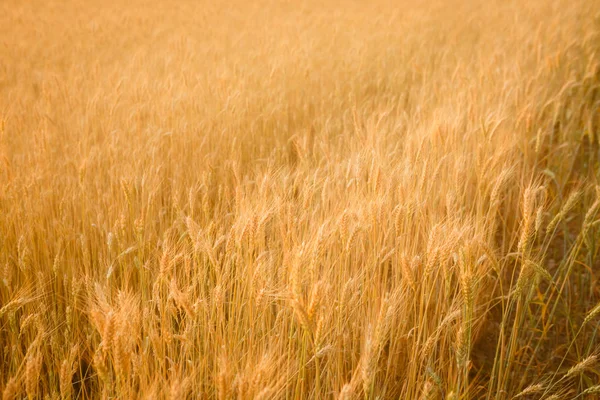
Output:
[{"left": 1, "top": 0, "right": 599, "bottom": 398}]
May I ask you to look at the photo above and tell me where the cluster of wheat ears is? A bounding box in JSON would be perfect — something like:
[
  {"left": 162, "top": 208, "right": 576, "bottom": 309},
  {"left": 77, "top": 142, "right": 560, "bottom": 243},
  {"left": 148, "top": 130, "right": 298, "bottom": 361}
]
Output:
[{"left": 1, "top": 0, "right": 599, "bottom": 398}]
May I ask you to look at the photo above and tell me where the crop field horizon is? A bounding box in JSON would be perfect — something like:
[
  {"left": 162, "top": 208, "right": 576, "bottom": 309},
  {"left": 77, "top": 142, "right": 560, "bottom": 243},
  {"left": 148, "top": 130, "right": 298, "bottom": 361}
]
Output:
[{"left": 1, "top": 0, "right": 599, "bottom": 398}]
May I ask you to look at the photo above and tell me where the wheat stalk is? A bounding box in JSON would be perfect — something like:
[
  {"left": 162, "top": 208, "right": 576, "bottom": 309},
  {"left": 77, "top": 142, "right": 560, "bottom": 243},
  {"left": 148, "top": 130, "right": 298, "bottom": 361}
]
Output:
[
  {"left": 513, "top": 383, "right": 544, "bottom": 398},
  {"left": 566, "top": 355, "right": 597, "bottom": 378}
]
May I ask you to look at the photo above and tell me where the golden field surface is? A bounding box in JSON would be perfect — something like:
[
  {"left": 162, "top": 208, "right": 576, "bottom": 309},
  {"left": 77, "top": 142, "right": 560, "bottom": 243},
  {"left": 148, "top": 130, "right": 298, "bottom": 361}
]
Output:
[{"left": 1, "top": 0, "right": 600, "bottom": 398}]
